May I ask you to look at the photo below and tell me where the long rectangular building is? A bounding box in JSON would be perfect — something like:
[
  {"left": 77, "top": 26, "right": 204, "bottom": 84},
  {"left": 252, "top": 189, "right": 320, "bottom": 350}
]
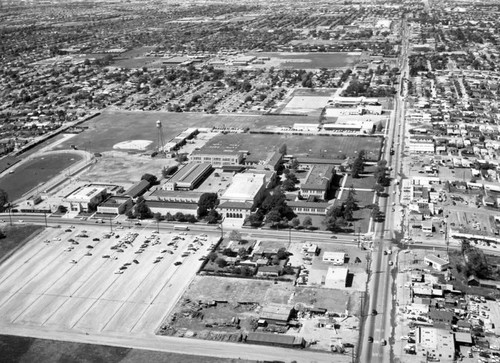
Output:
[{"left": 163, "top": 162, "right": 212, "bottom": 191}]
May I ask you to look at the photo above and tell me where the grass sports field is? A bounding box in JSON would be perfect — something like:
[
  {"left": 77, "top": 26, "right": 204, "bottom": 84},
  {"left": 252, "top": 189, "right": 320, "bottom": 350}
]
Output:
[
  {"left": 55, "top": 110, "right": 318, "bottom": 153},
  {"left": 202, "top": 133, "right": 382, "bottom": 161},
  {"left": 0, "top": 152, "right": 83, "bottom": 201},
  {"left": 247, "top": 52, "right": 360, "bottom": 69}
]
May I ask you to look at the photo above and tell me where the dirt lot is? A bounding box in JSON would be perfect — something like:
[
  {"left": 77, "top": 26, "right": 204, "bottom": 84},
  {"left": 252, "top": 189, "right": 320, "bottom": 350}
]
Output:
[
  {"left": 162, "top": 274, "right": 363, "bottom": 353},
  {"left": 81, "top": 151, "right": 174, "bottom": 185},
  {"left": 0, "top": 226, "right": 218, "bottom": 337}
]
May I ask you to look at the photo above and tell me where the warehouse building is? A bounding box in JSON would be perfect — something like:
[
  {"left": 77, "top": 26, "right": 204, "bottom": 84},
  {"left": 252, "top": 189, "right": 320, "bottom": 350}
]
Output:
[
  {"left": 323, "top": 267, "right": 349, "bottom": 289},
  {"left": 163, "top": 162, "right": 212, "bottom": 191},
  {"left": 246, "top": 332, "right": 305, "bottom": 348}
]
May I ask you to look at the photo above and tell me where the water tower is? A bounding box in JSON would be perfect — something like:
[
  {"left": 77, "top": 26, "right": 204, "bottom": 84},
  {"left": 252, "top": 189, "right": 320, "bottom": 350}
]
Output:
[{"left": 156, "top": 120, "right": 165, "bottom": 153}]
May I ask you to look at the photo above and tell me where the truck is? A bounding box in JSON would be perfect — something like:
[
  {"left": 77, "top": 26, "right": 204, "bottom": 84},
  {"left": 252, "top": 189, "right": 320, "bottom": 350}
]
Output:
[{"left": 174, "top": 225, "right": 189, "bottom": 231}]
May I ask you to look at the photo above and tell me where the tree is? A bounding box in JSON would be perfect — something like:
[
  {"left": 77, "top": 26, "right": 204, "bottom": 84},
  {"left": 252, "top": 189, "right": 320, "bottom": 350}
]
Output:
[
  {"left": 198, "top": 193, "right": 219, "bottom": 218},
  {"left": 277, "top": 247, "right": 289, "bottom": 260},
  {"left": 291, "top": 217, "right": 300, "bottom": 229},
  {"left": 351, "top": 152, "right": 365, "bottom": 178},
  {"left": 289, "top": 158, "right": 299, "bottom": 171},
  {"left": 228, "top": 230, "right": 242, "bottom": 242},
  {"left": 208, "top": 251, "right": 218, "bottom": 262},
  {"left": 174, "top": 212, "right": 185, "bottom": 221},
  {"left": 216, "top": 257, "right": 228, "bottom": 268},
  {"left": 162, "top": 165, "right": 178, "bottom": 178},
  {"left": 206, "top": 209, "right": 220, "bottom": 224},
  {"left": 266, "top": 210, "right": 282, "bottom": 227},
  {"left": 135, "top": 198, "right": 152, "bottom": 219},
  {"left": 344, "top": 187, "right": 357, "bottom": 221},
  {"left": 0, "top": 189, "right": 8, "bottom": 212},
  {"left": 153, "top": 212, "right": 163, "bottom": 222},
  {"left": 282, "top": 179, "right": 296, "bottom": 191},
  {"left": 238, "top": 247, "right": 248, "bottom": 259},
  {"left": 302, "top": 216, "right": 313, "bottom": 229},
  {"left": 373, "top": 184, "right": 385, "bottom": 196},
  {"left": 245, "top": 212, "right": 263, "bottom": 227},
  {"left": 141, "top": 173, "right": 157, "bottom": 184},
  {"left": 286, "top": 172, "right": 299, "bottom": 184},
  {"left": 279, "top": 144, "right": 287, "bottom": 155}
]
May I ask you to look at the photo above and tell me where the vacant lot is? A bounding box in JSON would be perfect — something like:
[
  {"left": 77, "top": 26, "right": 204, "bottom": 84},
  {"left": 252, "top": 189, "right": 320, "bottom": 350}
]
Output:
[
  {"left": 81, "top": 151, "right": 175, "bottom": 185},
  {"left": 0, "top": 334, "right": 250, "bottom": 363}
]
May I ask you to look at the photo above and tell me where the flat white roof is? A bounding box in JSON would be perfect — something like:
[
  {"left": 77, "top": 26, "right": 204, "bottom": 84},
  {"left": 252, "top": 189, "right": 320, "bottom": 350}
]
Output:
[
  {"left": 67, "top": 186, "right": 105, "bottom": 202},
  {"left": 222, "top": 173, "right": 265, "bottom": 201},
  {"left": 325, "top": 267, "right": 348, "bottom": 285},
  {"left": 323, "top": 251, "right": 346, "bottom": 260}
]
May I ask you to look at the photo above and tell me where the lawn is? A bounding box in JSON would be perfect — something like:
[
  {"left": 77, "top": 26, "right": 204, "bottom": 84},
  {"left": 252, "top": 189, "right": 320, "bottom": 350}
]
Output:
[
  {"left": 0, "top": 334, "right": 252, "bottom": 363},
  {"left": 343, "top": 174, "right": 376, "bottom": 191},
  {"left": 202, "top": 133, "right": 382, "bottom": 162},
  {"left": 55, "top": 110, "right": 317, "bottom": 153},
  {"left": 0, "top": 225, "right": 43, "bottom": 264}
]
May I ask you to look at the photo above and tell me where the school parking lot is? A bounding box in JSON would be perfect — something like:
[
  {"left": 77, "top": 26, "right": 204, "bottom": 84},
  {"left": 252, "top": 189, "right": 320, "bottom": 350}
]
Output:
[{"left": 0, "top": 225, "right": 218, "bottom": 336}]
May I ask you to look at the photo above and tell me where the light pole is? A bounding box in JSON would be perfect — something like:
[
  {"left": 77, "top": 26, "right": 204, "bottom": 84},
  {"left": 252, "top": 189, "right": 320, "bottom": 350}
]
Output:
[
  {"left": 44, "top": 211, "right": 48, "bottom": 228},
  {"left": 220, "top": 216, "right": 225, "bottom": 239},
  {"left": 109, "top": 216, "right": 113, "bottom": 233}
]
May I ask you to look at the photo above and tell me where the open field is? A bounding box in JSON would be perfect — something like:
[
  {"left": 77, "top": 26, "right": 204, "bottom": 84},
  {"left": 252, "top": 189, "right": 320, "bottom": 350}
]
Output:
[
  {"left": 247, "top": 52, "right": 360, "bottom": 69},
  {"left": 0, "top": 225, "right": 218, "bottom": 337},
  {"left": 81, "top": 151, "right": 176, "bottom": 185},
  {"left": 0, "top": 334, "right": 251, "bottom": 363},
  {"left": 0, "top": 152, "right": 83, "bottom": 201},
  {"left": 55, "top": 110, "right": 319, "bottom": 153},
  {"left": 0, "top": 225, "right": 44, "bottom": 263},
  {"left": 203, "top": 133, "right": 382, "bottom": 161}
]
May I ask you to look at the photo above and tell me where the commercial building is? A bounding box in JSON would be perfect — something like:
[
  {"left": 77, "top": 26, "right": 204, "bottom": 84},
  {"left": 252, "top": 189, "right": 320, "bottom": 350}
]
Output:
[
  {"left": 246, "top": 332, "right": 305, "bottom": 348},
  {"left": 64, "top": 185, "right": 107, "bottom": 213},
  {"left": 163, "top": 162, "right": 212, "bottom": 191},
  {"left": 408, "top": 136, "right": 435, "bottom": 154},
  {"left": 300, "top": 165, "right": 334, "bottom": 199},
  {"left": 322, "top": 252, "right": 346, "bottom": 265},
  {"left": 424, "top": 254, "right": 449, "bottom": 271},
  {"left": 259, "top": 304, "right": 294, "bottom": 325},
  {"left": 323, "top": 267, "right": 349, "bottom": 289},
  {"left": 417, "top": 327, "right": 455, "bottom": 362}
]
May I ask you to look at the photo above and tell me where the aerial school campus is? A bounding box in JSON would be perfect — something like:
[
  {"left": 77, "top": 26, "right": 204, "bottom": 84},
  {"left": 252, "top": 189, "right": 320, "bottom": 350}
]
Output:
[{"left": 5, "top": 0, "right": 500, "bottom": 363}]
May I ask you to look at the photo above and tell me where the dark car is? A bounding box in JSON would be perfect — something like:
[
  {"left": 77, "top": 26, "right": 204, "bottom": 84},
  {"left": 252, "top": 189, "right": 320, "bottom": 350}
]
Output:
[
  {"left": 368, "top": 336, "right": 373, "bottom": 343},
  {"left": 372, "top": 309, "right": 378, "bottom": 316}
]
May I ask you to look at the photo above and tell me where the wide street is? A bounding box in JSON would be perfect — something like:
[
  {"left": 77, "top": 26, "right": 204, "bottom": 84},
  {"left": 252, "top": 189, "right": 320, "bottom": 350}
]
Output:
[{"left": 358, "top": 15, "right": 410, "bottom": 363}]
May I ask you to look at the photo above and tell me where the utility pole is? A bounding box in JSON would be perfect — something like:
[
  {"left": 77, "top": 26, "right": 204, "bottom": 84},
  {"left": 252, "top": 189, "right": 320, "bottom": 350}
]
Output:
[
  {"left": 44, "top": 211, "right": 48, "bottom": 228},
  {"left": 109, "top": 217, "right": 113, "bottom": 233}
]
